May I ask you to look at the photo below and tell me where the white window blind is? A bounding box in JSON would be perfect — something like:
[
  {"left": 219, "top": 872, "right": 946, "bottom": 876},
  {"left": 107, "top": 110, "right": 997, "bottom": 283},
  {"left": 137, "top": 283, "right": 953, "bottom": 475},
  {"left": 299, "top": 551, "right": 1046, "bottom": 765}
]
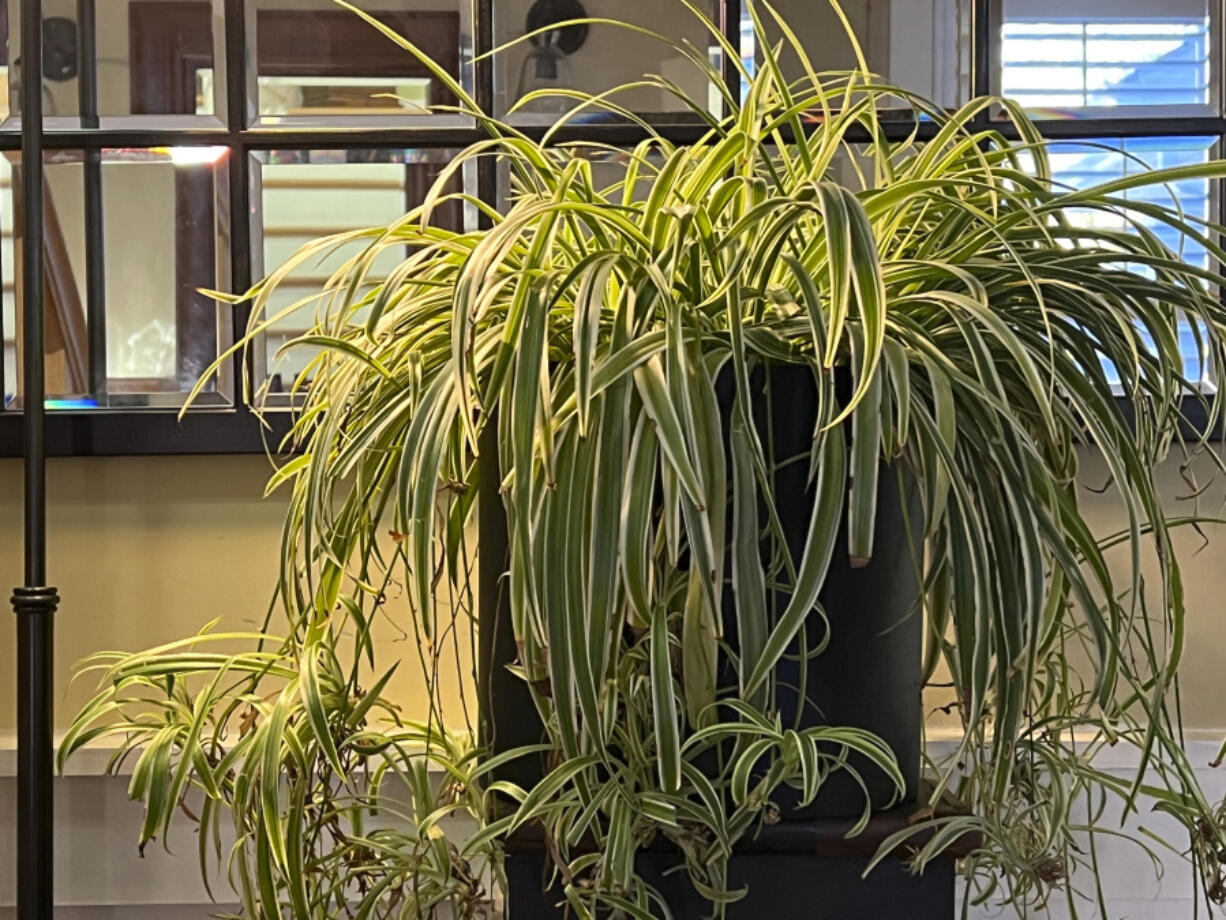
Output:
[
  {"left": 1002, "top": 12, "right": 1215, "bottom": 385},
  {"left": 1002, "top": 19, "right": 1211, "bottom": 110},
  {"left": 1045, "top": 137, "right": 1215, "bottom": 384},
  {"left": 1001, "top": 4, "right": 1212, "bottom": 112}
]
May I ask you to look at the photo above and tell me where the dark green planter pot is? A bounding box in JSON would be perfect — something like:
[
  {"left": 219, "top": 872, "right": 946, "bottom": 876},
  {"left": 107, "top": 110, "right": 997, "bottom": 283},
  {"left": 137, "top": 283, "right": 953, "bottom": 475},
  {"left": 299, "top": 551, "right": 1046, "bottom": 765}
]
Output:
[
  {"left": 478, "top": 362, "right": 933, "bottom": 917},
  {"left": 736, "top": 362, "right": 923, "bottom": 819},
  {"left": 504, "top": 797, "right": 972, "bottom": 919}
]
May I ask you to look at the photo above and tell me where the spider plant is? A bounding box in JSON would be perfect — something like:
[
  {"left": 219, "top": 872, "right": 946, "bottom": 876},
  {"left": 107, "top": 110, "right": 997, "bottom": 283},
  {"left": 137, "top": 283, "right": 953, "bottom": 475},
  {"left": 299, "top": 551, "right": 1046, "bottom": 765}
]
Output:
[{"left": 63, "top": 1, "right": 1226, "bottom": 917}]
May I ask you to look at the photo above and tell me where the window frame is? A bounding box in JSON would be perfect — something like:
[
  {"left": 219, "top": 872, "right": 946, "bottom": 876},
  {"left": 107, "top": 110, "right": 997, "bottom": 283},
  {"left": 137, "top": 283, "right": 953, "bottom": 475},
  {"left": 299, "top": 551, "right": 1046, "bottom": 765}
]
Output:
[{"left": 0, "top": 0, "right": 1222, "bottom": 456}]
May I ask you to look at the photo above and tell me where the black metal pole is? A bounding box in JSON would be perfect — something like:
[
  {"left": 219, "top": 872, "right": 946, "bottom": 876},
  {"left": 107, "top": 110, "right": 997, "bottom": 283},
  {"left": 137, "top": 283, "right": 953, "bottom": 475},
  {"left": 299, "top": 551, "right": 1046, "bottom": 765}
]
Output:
[
  {"left": 13, "top": 0, "right": 59, "bottom": 919},
  {"left": 77, "top": 0, "right": 106, "bottom": 401}
]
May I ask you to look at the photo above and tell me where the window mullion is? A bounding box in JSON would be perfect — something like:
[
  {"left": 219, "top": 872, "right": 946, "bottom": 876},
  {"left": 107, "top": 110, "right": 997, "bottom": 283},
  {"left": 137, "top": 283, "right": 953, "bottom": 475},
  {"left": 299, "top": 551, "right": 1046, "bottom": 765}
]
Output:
[
  {"left": 1216, "top": 131, "right": 1226, "bottom": 392},
  {"left": 224, "top": 0, "right": 251, "bottom": 133},
  {"left": 722, "top": 0, "right": 742, "bottom": 119},
  {"left": 76, "top": 0, "right": 107, "bottom": 403},
  {"left": 972, "top": 0, "right": 995, "bottom": 130},
  {"left": 224, "top": 0, "right": 252, "bottom": 405},
  {"left": 474, "top": 0, "right": 497, "bottom": 226},
  {"left": 1082, "top": 24, "right": 1089, "bottom": 107}
]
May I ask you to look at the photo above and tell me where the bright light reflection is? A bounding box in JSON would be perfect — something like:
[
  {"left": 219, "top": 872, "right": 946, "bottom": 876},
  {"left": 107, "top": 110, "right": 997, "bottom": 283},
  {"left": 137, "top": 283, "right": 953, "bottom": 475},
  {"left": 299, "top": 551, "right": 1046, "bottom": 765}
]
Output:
[{"left": 164, "top": 146, "right": 228, "bottom": 166}]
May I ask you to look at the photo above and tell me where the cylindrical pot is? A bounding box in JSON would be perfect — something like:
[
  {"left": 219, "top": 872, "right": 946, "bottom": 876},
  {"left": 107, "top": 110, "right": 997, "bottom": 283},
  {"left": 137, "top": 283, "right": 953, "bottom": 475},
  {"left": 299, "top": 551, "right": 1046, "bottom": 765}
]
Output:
[
  {"left": 724, "top": 361, "right": 922, "bottom": 819},
  {"left": 478, "top": 360, "right": 924, "bottom": 820}
]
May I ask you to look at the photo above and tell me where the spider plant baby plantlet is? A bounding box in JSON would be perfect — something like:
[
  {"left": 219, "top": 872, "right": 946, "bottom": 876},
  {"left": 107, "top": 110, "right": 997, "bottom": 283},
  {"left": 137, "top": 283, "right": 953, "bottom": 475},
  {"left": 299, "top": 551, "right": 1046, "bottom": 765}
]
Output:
[{"left": 63, "top": 1, "right": 1226, "bottom": 917}]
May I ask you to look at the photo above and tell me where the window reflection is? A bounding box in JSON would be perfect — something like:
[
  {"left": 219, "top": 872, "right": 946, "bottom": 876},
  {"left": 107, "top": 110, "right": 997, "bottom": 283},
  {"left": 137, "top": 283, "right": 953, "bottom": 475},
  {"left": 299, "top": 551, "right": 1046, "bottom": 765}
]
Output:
[
  {"left": 254, "top": 149, "right": 468, "bottom": 398},
  {"left": 3, "top": 0, "right": 225, "bottom": 125},
  {"left": 2, "top": 154, "right": 90, "bottom": 406},
  {"left": 2, "top": 148, "right": 229, "bottom": 408},
  {"left": 0, "top": 0, "right": 471, "bottom": 127},
  {"left": 1039, "top": 137, "right": 1216, "bottom": 384},
  {"left": 1000, "top": 0, "right": 1214, "bottom": 115},
  {"left": 250, "top": 0, "right": 471, "bottom": 125},
  {"left": 743, "top": 0, "right": 971, "bottom": 109},
  {"left": 495, "top": 0, "right": 722, "bottom": 121}
]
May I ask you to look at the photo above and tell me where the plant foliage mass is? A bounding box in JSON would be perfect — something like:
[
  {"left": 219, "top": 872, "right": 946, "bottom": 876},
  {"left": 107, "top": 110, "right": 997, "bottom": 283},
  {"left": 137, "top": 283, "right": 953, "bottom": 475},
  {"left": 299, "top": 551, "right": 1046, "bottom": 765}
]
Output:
[{"left": 65, "top": 2, "right": 1226, "bottom": 916}]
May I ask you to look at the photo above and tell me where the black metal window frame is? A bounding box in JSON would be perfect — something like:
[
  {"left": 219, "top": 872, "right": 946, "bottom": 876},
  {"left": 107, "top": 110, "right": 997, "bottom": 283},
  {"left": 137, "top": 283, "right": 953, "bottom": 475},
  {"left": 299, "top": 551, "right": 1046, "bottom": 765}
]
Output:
[{"left": 1, "top": 0, "right": 1223, "bottom": 459}]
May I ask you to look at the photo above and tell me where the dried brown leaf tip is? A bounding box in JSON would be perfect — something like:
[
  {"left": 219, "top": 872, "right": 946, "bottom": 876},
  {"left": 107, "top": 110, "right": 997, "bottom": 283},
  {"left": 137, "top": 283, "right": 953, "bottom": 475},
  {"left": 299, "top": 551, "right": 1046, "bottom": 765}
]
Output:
[{"left": 238, "top": 705, "right": 259, "bottom": 737}]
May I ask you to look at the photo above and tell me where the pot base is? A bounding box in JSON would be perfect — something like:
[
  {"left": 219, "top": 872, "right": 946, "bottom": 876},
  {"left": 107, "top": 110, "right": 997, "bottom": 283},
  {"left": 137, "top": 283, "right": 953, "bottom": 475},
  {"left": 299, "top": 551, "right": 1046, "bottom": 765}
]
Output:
[{"left": 503, "top": 789, "right": 978, "bottom": 919}]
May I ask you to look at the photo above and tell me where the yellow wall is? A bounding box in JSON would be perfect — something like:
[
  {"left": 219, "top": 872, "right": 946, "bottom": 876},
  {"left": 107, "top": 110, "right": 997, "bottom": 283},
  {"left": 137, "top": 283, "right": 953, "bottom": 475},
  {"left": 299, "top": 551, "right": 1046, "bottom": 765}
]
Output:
[
  {"left": 1067, "top": 446, "right": 1226, "bottom": 732},
  {"left": 3, "top": 446, "right": 1225, "bottom": 737},
  {"left": 0, "top": 454, "right": 477, "bottom": 735},
  {"left": 0, "top": 455, "right": 281, "bottom": 732}
]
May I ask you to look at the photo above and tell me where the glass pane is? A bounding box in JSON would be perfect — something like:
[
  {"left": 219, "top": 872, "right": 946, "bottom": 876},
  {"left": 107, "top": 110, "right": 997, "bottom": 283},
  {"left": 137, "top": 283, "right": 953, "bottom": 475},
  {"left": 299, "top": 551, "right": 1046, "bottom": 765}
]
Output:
[
  {"left": 102, "top": 148, "right": 231, "bottom": 402},
  {"left": 250, "top": 0, "right": 473, "bottom": 125},
  {"left": 0, "top": 0, "right": 10, "bottom": 122},
  {"left": 1, "top": 173, "right": 6, "bottom": 404},
  {"left": 3, "top": 148, "right": 231, "bottom": 408},
  {"left": 2, "top": 153, "right": 90, "bottom": 407},
  {"left": 253, "top": 149, "right": 468, "bottom": 397},
  {"left": 1000, "top": 0, "right": 1216, "bottom": 116},
  {"left": 743, "top": 0, "right": 971, "bottom": 109},
  {"left": 3, "top": 0, "right": 226, "bottom": 127},
  {"left": 494, "top": 0, "right": 722, "bottom": 123},
  {"left": 1041, "top": 136, "right": 1217, "bottom": 385}
]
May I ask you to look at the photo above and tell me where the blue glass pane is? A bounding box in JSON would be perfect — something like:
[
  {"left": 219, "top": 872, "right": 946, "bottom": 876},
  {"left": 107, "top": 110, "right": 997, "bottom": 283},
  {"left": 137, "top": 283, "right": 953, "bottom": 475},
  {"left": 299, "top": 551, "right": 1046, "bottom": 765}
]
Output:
[
  {"left": 1001, "top": 12, "right": 1212, "bottom": 112},
  {"left": 1000, "top": 8, "right": 1216, "bottom": 384},
  {"left": 1042, "top": 136, "right": 1215, "bottom": 384}
]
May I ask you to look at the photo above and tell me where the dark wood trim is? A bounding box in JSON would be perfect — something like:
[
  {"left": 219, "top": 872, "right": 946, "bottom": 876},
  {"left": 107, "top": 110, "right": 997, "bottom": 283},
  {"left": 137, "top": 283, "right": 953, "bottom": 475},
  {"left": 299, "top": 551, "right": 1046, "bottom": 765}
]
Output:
[
  {"left": 248, "top": 9, "right": 459, "bottom": 109},
  {"left": 404, "top": 157, "right": 464, "bottom": 235},
  {"left": 128, "top": 3, "right": 461, "bottom": 114},
  {"left": 128, "top": 1, "right": 214, "bottom": 116}
]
